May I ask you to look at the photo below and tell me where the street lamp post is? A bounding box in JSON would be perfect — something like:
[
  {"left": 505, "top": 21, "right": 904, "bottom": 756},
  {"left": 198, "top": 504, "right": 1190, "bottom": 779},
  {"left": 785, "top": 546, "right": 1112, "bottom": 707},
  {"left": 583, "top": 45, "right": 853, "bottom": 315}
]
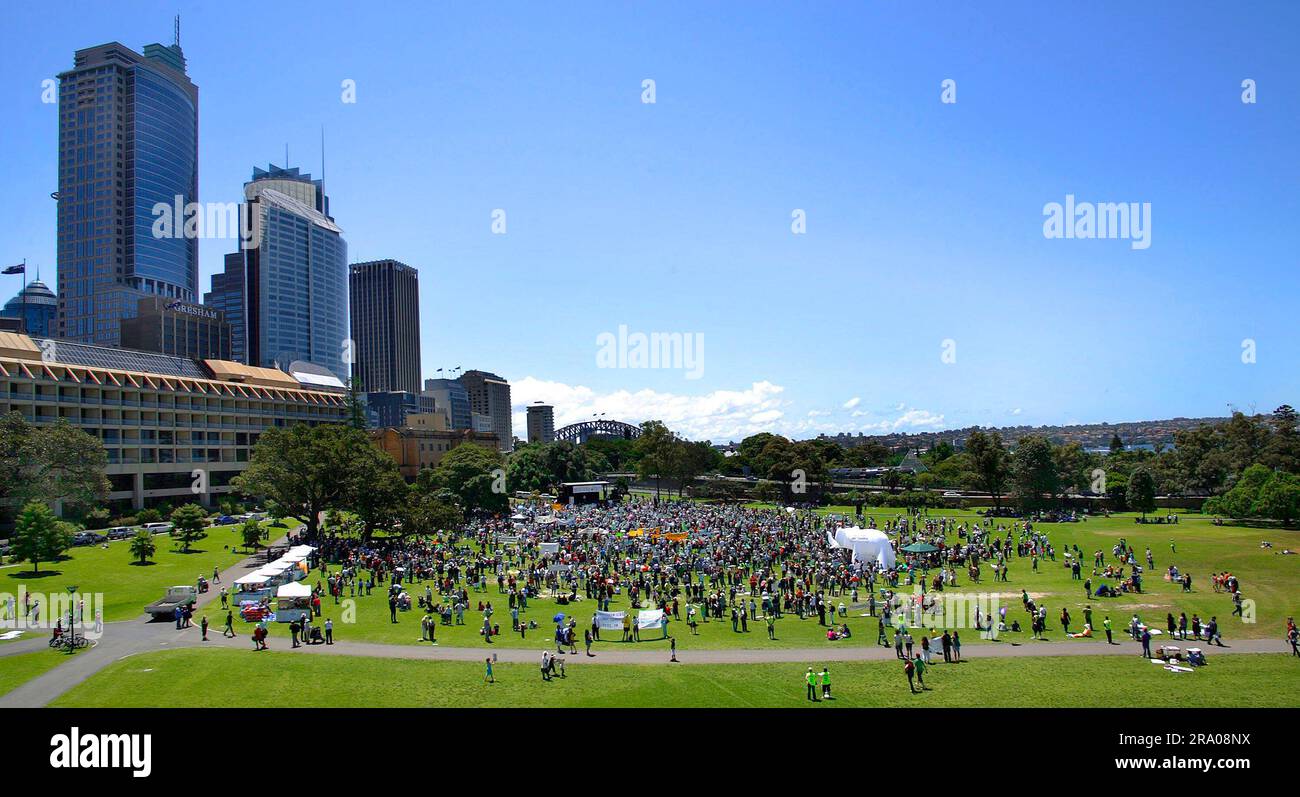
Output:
[{"left": 65, "top": 585, "right": 78, "bottom": 652}]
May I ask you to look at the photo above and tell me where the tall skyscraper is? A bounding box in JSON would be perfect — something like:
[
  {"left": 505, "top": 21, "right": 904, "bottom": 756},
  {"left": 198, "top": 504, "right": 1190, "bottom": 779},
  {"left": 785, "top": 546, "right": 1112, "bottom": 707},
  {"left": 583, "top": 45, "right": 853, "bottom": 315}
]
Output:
[
  {"left": 209, "top": 165, "right": 348, "bottom": 381},
  {"left": 55, "top": 33, "right": 199, "bottom": 345},
  {"left": 458, "top": 369, "right": 512, "bottom": 452},
  {"left": 526, "top": 401, "right": 555, "bottom": 444},
  {"left": 203, "top": 252, "right": 245, "bottom": 362},
  {"left": 349, "top": 259, "right": 420, "bottom": 394},
  {"left": 422, "top": 377, "right": 472, "bottom": 430}
]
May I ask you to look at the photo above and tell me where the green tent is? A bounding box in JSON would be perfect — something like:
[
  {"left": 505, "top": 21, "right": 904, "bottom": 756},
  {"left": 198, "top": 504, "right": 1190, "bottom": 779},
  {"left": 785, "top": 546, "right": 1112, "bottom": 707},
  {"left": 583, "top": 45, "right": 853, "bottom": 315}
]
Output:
[{"left": 900, "top": 542, "right": 940, "bottom": 554}]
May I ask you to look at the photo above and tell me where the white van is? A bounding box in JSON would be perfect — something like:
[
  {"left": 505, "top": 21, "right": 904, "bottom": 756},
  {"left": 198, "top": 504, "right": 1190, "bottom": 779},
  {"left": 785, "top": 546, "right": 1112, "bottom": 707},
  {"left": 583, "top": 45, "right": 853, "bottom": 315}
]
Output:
[{"left": 144, "top": 522, "right": 173, "bottom": 534}]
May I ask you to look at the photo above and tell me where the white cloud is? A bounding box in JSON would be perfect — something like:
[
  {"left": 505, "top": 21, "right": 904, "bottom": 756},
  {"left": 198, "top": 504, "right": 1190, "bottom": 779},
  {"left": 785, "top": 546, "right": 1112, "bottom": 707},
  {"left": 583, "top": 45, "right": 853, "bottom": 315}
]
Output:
[
  {"left": 511, "top": 377, "right": 788, "bottom": 442},
  {"left": 1009, "top": 407, "right": 1022, "bottom": 415},
  {"left": 510, "top": 377, "right": 948, "bottom": 443},
  {"left": 842, "top": 396, "right": 861, "bottom": 409}
]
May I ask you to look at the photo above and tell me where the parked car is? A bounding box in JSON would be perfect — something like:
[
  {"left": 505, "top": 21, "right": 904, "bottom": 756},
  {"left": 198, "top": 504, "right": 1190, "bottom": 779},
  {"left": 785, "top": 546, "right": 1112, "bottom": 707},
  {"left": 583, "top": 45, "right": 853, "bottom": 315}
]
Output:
[
  {"left": 105, "top": 526, "right": 133, "bottom": 540},
  {"left": 214, "top": 515, "right": 236, "bottom": 526},
  {"left": 72, "top": 531, "right": 106, "bottom": 546},
  {"left": 143, "top": 522, "right": 173, "bottom": 534}
]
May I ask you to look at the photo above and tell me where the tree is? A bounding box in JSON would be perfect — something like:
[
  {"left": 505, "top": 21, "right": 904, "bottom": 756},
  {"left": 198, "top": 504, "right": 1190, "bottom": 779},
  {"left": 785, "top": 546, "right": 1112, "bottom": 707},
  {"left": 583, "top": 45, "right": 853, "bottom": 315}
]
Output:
[
  {"left": 1126, "top": 467, "right": 1158, "bottom": 519},
  {"left": 0, "top": 413, "right": 109, "bottom": 520},
  {"left": 129, "top": 529, "right": 156, "bottom": 565},
  {"left": 1010, "top": 435, "right": 1058, "bottom": 513},
  {"left": 170, "top": 503, "right": 209, "bottom": 553},
  {"left": 429, "top": 443, "right": 507, "bottom": 514},
  {"left": 634, "top": 421, "right": 679, "bottom": 499},
  {"left": 9, "top": 501, "right": 73, "bottom": 573},
  {"left": 347, "top": 444, "right": 408, "bottom": 539},
  {"left": 232, "top": 424, "right": 364, "bottom": 539},
  {"left": 403, "top": 482, "right": 464, "bottom": 537},
  {"left": 965, "top": 430, "right": 1009, "bottom": 510},
  {"left": 1253, "top": 470, "right": 1300, "bottom": 526},
  {"left": 1109, "top": 434, "right": 1124, "bottom": 454},
  {"left": 1264, "top": 405, "right": 1300, "bottom": 474},
  {"left": 240, "top": 518, "right": 264, "bottom": 552}
]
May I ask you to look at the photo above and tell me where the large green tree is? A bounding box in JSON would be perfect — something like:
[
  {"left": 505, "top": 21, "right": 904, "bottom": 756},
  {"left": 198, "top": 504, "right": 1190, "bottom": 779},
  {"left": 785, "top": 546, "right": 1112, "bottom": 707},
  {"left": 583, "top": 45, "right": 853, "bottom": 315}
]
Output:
[
  {"left": 232, "top": 424, "right": 366, "bottom": 538},
  {"left": 1126, "top": 467, "right": 1158, "bottom": 519},
  {"left": 1010, "top": 435, "right": 1058, "bottom": 512},
  {"left": 0, "top": 413, "right": 109, "bottom": 519},
  {"left": 964, "top": 429, "right": 1009, "bottom": 510},
  {"left": 8, "top": 501, "right": 73, "bottom": 573},
  {"left": 428, "top": 443, "right": 507, "bottom": 514}
]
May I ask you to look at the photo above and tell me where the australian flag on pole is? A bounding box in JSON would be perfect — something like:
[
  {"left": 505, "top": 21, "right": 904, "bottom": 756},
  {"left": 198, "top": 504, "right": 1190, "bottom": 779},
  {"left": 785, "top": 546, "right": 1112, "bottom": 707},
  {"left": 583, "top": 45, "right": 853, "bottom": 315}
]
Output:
[{"left": 2, "top": 264, "right": 24, "bottom": 275}]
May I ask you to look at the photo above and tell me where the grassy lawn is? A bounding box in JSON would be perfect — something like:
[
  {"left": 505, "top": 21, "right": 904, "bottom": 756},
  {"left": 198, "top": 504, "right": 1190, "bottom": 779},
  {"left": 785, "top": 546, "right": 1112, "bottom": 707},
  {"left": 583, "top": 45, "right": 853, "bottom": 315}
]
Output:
[
  {"left": 2, "top": 517, "right": 299, "bottom": 623},
  {"left": 50, "top": 647, "right": 1300, "bottom": 708},
  {"left": 0, "top": 650, "right": 75, "bottom": 698},
  {"left": 220, "top": 507, "right": 1297, "bottom": 651}
]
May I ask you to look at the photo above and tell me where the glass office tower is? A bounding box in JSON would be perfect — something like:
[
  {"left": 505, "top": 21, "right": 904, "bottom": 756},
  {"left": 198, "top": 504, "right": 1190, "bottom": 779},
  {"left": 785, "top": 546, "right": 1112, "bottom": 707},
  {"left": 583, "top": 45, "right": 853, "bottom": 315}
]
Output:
[
  {"left": 55, "top": 38, "right": 199, "bottom": 345},
  {"left": 239, "top": 166, "right": 349, "bottom": 382}
]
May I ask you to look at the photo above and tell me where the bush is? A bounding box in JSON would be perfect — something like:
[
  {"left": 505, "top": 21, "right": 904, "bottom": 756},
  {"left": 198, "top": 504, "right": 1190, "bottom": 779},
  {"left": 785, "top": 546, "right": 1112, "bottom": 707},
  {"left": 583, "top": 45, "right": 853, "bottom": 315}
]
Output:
[
  {"left": 136, "top": 508, "right": 162, "bottom": 524},
  {"left": 80, "top": 507, "right": 111, "bottom": 530}
]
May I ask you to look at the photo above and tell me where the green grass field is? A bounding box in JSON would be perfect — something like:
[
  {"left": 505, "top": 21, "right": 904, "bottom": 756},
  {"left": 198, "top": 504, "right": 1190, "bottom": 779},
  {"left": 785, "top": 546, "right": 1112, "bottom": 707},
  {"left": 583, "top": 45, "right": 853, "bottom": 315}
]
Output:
[
  {"left": 0, "top": 650, "right": 75, "bottom": 697},
  {"left": 220, "top": 508, "right": 1297, "bottom": 652},
  {"left": 1, "top": 517, "right": 300, "bottom": 623},
  {"left": 50, "top": 647, "right": 1300, "bottom": 708}
]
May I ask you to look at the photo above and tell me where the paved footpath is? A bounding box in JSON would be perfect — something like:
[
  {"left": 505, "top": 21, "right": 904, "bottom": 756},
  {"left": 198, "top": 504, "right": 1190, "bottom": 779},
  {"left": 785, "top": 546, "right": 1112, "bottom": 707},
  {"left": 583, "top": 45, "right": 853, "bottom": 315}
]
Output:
[{"left": 1, "top": 547, "right": 1290, "bottom": 706}]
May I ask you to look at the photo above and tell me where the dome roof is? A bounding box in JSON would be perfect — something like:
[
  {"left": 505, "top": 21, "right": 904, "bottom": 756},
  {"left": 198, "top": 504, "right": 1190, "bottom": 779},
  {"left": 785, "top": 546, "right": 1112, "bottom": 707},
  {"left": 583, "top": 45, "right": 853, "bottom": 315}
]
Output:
[{"left": 4, "top": 280, "right": 57, "bottom": 312}]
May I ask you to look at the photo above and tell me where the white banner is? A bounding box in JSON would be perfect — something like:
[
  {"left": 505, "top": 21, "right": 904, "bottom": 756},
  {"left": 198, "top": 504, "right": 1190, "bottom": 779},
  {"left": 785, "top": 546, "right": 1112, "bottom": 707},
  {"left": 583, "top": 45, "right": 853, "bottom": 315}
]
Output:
[
  {"left": 637, "top": 609, "right": 665, "bottom": 630},
  {"left": 539, "top": 542, "right": 560, "bottom": 555},
  {"left": 595, "top": 611, "right": 625, "bottom": 631}
]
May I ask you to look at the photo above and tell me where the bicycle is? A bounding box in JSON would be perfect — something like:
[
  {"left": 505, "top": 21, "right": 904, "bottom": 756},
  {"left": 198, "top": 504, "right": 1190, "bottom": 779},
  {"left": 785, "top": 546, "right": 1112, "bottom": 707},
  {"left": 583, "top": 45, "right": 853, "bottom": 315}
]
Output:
[{"left": 48, "top": 633, "right": 88, "bottom": 651}]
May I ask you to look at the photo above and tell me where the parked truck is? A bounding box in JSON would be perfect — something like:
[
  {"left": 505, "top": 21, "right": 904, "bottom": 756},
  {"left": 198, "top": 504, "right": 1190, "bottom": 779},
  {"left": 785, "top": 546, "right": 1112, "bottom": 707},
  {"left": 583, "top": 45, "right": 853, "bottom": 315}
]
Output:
[{"left": 145, "top": 585, "right": 198, "bottom": 620}]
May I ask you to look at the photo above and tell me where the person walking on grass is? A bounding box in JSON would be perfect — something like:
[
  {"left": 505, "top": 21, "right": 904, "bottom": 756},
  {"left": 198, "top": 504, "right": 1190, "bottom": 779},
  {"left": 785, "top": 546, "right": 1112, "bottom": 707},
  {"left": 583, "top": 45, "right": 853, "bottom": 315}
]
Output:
[
  {"left": 485, "top": 657, "right": 495, "bottom": 683},
  {"left": 913, "top": 654, "right": 927, "bottom": 690},
  {"left": 223, "top": 610, "right": 236, "bottom": 638},
  {"left": 905, "top": 657, "right": 917, "bottom": 694},
  {"left": 200, "top": 615, "right": 209, "bottom": 642}
]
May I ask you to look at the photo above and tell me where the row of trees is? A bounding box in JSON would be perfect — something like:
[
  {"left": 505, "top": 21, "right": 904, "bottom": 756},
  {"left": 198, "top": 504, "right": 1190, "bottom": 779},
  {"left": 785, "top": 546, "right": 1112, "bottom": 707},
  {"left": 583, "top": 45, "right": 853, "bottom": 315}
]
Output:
[{"left": 0, "top": 412, "right": 109, "bottom": 524}]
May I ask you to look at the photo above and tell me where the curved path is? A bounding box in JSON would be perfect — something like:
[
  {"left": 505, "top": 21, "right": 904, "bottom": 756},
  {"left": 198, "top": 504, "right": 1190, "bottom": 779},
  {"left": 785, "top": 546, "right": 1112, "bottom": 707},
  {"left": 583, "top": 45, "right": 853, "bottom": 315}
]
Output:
[{"left": 0, "top": 545, "right": 1289, "bottom": 707}]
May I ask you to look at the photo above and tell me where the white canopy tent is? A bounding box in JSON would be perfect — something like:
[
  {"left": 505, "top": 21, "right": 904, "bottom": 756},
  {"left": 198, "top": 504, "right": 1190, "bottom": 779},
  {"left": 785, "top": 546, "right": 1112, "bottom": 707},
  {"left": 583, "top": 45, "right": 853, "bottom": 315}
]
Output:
[
  {"left": 830, "top": 527, "right": 897, "bottom": 569},
  {"left": 276, "top": 581, "right": 312, "bottom": 598}
]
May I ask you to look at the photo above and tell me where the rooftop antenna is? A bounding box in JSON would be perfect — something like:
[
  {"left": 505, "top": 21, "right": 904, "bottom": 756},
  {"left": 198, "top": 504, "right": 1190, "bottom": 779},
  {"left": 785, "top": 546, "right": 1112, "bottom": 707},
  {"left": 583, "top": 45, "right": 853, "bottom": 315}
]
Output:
[
  {"left": 285, "top": 143, "right": 289, "bottom": 169},
  {"left": 320, "top": 124, "right": 326, "bottom": 182},
  {"left": 174, "top": 15, "right": 181, "bottom": 47}
]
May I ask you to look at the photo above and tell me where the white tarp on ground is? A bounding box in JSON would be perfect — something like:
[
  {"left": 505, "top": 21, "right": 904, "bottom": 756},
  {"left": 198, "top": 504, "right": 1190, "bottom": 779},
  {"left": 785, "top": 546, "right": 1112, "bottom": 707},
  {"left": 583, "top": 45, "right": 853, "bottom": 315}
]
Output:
[
  {"left": 830, "top": 526, "right": 897, "bottom": 569},
  {"left": 276, "top": 581, "right": 311, "bottom": 598},
  {"left": 539, "top": 542, "right": 560, "bottom": 555},
  {"left": 637, "top": 609, "right": 665, "bottom": 630},
  {"left": 595, "top": 611, "right": 625, "bottom": 631}
]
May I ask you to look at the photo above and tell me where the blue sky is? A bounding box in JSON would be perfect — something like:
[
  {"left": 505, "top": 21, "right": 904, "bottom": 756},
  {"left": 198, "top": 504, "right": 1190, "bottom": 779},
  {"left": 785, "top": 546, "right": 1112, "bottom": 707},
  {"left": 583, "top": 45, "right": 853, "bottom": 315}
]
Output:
[{"left": 2, "top": 1, "right": 1297, "bottom": 442}]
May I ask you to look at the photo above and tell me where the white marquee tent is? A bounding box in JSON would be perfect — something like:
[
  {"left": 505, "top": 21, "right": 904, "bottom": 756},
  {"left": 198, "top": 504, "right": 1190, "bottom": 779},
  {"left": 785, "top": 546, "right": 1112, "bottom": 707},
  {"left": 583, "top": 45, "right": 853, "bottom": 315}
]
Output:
[{"left": 829, "top": 527, "right": 897, "bottom": 569}]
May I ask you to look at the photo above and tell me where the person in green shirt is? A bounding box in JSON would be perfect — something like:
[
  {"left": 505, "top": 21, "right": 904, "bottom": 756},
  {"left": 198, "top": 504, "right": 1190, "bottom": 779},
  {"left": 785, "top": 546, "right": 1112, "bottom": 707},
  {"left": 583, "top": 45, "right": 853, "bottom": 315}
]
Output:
[
  {"left": 805, "top": 667, "right": 819, "bottom": 701},
  {"left": 820, "top": 667, "right": 831, "bottom": 699},
  {"left": 1103, "top": 615, "right": 1113, "bottom": 644},
  {"left": 913, "top": 654, "right": 927, "bottom": 690}
]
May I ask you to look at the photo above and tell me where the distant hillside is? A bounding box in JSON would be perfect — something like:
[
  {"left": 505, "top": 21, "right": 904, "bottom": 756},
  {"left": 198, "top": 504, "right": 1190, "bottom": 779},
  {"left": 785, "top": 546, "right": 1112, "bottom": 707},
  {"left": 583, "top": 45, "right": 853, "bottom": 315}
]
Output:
[{"left": 814, "top": 416, "right": 1228, "bottom": 451}]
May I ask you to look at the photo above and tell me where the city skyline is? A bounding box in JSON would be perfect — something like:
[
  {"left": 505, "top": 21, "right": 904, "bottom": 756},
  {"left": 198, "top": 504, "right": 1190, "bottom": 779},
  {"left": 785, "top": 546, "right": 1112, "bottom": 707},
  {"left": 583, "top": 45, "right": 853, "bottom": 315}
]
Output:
[{"left": 3, "top": 2, "right": 1298, "bottom": 443}]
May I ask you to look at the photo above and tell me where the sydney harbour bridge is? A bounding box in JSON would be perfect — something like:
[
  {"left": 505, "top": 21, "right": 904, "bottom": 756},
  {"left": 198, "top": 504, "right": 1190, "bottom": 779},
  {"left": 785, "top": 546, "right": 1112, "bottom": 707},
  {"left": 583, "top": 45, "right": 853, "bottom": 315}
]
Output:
[{"left": 554, "top": 419, "right": 642, "bottom": 445}]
